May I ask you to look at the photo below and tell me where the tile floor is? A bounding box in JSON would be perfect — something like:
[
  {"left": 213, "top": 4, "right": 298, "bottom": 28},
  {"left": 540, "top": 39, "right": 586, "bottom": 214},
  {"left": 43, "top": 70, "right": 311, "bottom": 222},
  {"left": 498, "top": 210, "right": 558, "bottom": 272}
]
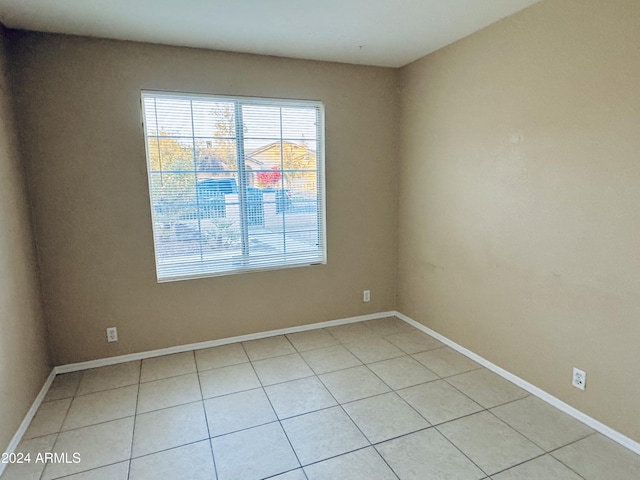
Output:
[{"left": 3, "top": 317, "right": 640, "bottom": 479}]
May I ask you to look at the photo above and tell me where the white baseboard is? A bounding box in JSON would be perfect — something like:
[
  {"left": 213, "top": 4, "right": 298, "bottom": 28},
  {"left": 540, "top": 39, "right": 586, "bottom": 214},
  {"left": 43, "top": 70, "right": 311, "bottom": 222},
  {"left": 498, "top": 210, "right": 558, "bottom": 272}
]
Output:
[
  {"left": 55, "top": 310, "right": 396, "bottom": 374},
  {"left": 394, "top": 311, "right": 640, "bottom": 456},
  {"left": 0, "top": 368, "right": 56, "bottom": 477}
]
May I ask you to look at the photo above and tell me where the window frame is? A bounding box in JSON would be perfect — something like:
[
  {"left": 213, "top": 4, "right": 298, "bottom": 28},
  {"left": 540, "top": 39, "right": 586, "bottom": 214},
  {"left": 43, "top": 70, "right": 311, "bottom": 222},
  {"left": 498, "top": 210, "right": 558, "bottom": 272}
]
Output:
[{"left": 141, "top": 90, "right": 327, "bottom": 282}]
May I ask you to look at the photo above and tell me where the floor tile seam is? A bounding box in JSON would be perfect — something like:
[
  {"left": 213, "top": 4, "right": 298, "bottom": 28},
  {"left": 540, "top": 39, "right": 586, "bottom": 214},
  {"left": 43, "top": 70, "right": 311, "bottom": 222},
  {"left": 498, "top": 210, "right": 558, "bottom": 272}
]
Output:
[
  {"left": 487, "top": 449, "right": 581, "bottom": 479},
  {"left": 128, "top": 437, "right": 212, "bottom": 462},
  {"left": 138, "top": 369, "right": 200, "bottom": 385},
  {"left": 347, "top": 349, "right": 407, "bottom": 365},
  {"left": 126, "top": 358, "right": 143, "bottom": 480},
  {"left": 71, "top": 381, "right": 140, "bottom": 399},
  {"left": 243, "top": 333, "right": 299, "bottom": 363},
  {"left": 137, "top": 390, "right": 205, "bottom": 415},
  {"left": 439, "top": 371, "right": 506, "bottom": 410},
  {"left": 365, "top": 353, "right": 440, "bottom": 373},
  {"left": 262, "top": 466, "right": 309, "bottom": 480},
  {"left": 363, "top": 359, "right": 442, "bottom": 392},
  {"left": 34, "top": 438, "right": 58, "bottom": 480},
  {"left": 484, "top": 402, "right": 576, "bottom": 454},
  {"left": 431, "top": 423, "right": 491, "bottom": 478},
  {"left": 301, "top": 445, "right": 401, "bottom": 480},
  {"left": 192, "top": 349, "right": 220, "bottom": 480},
  {"left": 366, "top": 425, "right": 436, "bottom": 447},
  {"left": 356, "top": 361, "right": 441, "bottom": 428},
  {"left": 546, "top": 431, "right": 599, "bottom": 480},
  {"left": 304, "top": 359, "right": 365, "bottom": 376},
  {"left": 55, "top": 409, "right": 137, "bottom": 435},
  {"left": 43, "top": 459, "right": 130, "bottom": 480},
  {"left": 240, "top": 344, "right": 304, "bottom": 472},
  {"left": 43, "top": 371, "right": 83, "bottom": 404},
  {"left": 298, "top": 444, "right": 374, "bottom": 469},
  {"left": 196, "top": 359, "right": 251, "bottom": 373},
  {"left": 206, "top": 342, "right": 249, "bottom": 479},
  {"left": 34, "top": 392, "right": 75, "bottom": 480},
  {"left": 284, "top": 361, "right": 377, "bottom": 466}
]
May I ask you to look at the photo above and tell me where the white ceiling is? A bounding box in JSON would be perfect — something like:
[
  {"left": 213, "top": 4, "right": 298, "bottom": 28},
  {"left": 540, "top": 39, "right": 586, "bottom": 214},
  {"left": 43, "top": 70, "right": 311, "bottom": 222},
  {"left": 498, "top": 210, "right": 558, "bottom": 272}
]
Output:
[{"left": 0, "top": 0, "right": 539, "bottom": 68}]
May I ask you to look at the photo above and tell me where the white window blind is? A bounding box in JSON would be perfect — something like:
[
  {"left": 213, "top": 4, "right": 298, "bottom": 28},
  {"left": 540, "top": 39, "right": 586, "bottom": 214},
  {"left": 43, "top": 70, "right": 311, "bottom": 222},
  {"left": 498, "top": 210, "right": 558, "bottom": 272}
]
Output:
[{"left": 141, "top": 91, "right": 326, "bottom": 282}]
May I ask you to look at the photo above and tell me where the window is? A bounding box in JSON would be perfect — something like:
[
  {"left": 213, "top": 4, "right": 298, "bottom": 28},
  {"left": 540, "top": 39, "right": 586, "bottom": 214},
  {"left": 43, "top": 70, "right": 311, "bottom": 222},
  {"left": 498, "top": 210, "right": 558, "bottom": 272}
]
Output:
[{"left": 141, "top": 91, "right": 326, "bottom": 282}]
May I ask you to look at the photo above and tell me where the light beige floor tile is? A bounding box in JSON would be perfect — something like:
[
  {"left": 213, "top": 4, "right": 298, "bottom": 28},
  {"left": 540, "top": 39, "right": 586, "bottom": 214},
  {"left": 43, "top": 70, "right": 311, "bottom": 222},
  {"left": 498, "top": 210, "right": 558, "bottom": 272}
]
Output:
[
  {"left": 265, "top": 376, "right": 337, "bottom": 419},
  {"left": 319, "top": 366, "right": 390, "bottom": 403},
  {"left": 492, "top": 455, "right": 583, "bottom": 480},
  {"left": 129, "top": 441, "right": 215, "bottom": 480},
  {"left": 41, "top": 417, "right": 134, "bottom": 479},
  {"left": 282, "top": 406, "right": 368, "bottom": 465},
  {"left": 132, "top": 402, "right": 208, "bottom": 457},
  {"left": 271, "top": 469, "right": 307, "bottom": 479},
  {"left": 412, "top": 347, "right": 481, "bottom": 377},
  {"left": 252, "top": 353, "right": 314, "bottom": 386},
  {"left": 363, "top": 317, "right": 414, "bottom": 336},
  {"left": 1, "top": 434, "right": 57, "bottom": 480},
  {"left": 242, "top": 336, "right": 295, "bottom": 361},
  {"left": 376, "top": 428, "right": 485, "bottom": 480},
  {"left": 76, "top": 361, "right": 141, "bottom": 396},
  {"left": 212, "top": 422, "right": 299, "bottom": 480},
  {"left": 343, "top": 392, "right": 429, "bottom": 443},
  {"left": 61, "top": 461, "right": 130, "bottom": 480},
  {"left": 368, "top": 355, "right": 438, "bottom": 389},
  {"left": 344, "top": 337, "right": 405, "bottom": 364},
  {"left": 398, "top": 379, "right": 483, "bottom": 425},
  {"left": 62, "top": 385, "right": 137, "bottom": 430},
  {"left": 304, "top": 447, "right": 397, "bottom": 480},
  {"left": 45, "top": 372, "right": 82, "bottom": 401},
  {"left": 446, "top": 369, "right": 528, "bottom": 408},
  {"left": 438, "top": 411, "right": 543, "bottom": 475},
  {"left": 385, "top": 331, "right": 444, "bottom": 354},
  {"left": 326, "top": 322, "right": 377, "bottom": 343},
  {"left": 136, "top": 373, "right": 201, "bottom": 413},
  {"left": 491, "top": 396, "right": 593, "bottom": 451},
  {"left": 204, "top": 388, "right": 276, "bottom": 436},
  {"left": 301, "top": 345, "right": 362, "bottom": 374},
  {"left": 24, "top": 398, "right": 72, "bottom": 439},
  {"left": 195, "top": 343, "right": 248, "bottom": 371},
  {"left": 552, "top": 434, "right": 640, "bottom": 480},
  {"left": 199, "top": 363, "right": 261, "bottom": 398},
  {"left": 140, "top": 352, "right": 196, "bottom": 382},
  {"left": 286, "top": 329, "right": 339, "bottom": 352}
]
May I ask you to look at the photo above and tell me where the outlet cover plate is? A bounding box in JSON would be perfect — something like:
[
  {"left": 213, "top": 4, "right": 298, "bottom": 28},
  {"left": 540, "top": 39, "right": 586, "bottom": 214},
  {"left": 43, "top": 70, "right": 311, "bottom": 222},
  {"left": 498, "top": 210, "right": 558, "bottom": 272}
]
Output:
[{"left": 572, "top": 367, "right": 586, "bottom": 390}]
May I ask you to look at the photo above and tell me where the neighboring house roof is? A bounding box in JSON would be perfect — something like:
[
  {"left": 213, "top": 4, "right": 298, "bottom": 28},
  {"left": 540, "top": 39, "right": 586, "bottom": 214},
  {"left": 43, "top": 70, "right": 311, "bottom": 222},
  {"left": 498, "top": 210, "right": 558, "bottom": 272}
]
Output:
[{"left": 246, "top": 141, "right": 315, "bottom": 169}]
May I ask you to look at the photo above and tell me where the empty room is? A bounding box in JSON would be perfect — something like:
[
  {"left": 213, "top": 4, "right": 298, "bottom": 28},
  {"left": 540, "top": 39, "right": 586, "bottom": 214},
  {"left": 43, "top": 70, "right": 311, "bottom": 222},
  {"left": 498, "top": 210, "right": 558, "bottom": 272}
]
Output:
[{"left": 1, "top": 0, "right": 639, "bottom": 479}]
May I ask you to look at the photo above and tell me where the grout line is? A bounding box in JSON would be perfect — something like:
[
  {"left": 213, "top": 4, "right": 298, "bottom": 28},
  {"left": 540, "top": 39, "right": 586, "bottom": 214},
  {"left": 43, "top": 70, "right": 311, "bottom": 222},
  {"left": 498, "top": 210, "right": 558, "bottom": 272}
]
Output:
[
  {"left": 432, "top": 422, "right": 491, "bottom": 477},
  {"left": 36, "top": 393, "right": 75, "bottom": 480},
  {"left": 240, "top": 341, "right": 306, "bottom": 476},
  {"left": 292, "top": 344, "right": 401, "bottom": 479},
  {"left": 192, "top": 349, "right": 220, "bottom": 480},
  {"left": 45, "top": 460, "right": 130, "bottom": 480},
  {"left": 125, "top": 361, "right": 143, "bottom": 480}
]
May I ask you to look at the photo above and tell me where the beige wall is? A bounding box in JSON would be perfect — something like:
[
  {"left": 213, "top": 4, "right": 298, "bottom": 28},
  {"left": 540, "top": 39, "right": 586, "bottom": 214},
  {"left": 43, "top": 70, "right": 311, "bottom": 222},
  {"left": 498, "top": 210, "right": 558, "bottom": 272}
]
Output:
[
  {"left": 0, "top": 26, "right": 51, "bottom": 452},
  {"left": 9, "top": 32, "right": 399, "bottom": 365},
  {"left": 398, "top": 0, "right": 640, "bottom": 442}
]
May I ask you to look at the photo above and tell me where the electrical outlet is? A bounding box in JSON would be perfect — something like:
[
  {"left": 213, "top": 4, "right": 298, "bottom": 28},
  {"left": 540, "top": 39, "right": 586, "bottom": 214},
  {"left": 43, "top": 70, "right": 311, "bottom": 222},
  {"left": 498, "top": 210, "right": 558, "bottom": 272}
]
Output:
[
  {"left": 363, "top": 290, "right": 371, "bottom": 302},
  {"left": 106, "top": 327, "right": 118, "bottom": 343},
  {"left": 572, "top": 367, "right": 586, "bottom": 390}
]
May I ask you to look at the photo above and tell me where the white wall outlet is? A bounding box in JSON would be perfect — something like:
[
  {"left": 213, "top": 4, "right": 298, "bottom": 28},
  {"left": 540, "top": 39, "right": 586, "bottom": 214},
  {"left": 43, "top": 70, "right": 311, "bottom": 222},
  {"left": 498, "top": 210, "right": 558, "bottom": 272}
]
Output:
[
  {"left": 106, "top": 327, "right": 118, "bottom": 343},
  {"left": 572, "top": 367, "right": 586, "bottom": 390},
  {"left": 363, "top": 290, "right": 371, "bottom": 302}
]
